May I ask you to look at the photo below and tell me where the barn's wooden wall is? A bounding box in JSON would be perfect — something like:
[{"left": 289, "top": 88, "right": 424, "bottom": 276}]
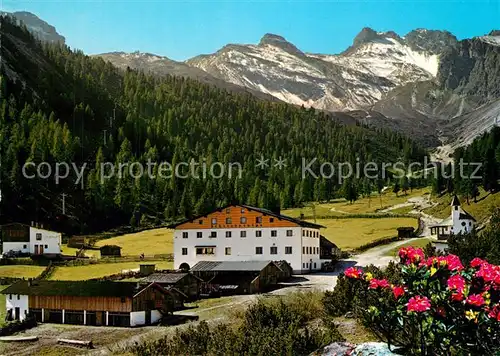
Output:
[
  {"left": 177, "top": 206, "right": 298, "bottom": 230},
  {"left": 132, "top": 286, "right": 174, "bottom": 313},
  {"left": 29, "top": 295, "right": 132, "bottom": 312}
]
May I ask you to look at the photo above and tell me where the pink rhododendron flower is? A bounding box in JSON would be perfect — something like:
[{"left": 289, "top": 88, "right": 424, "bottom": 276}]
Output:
[
  {"left": 470, "top": 257, "right": 485, "bottom": 268},
  {"left": 407, "top": 296, "right": 431, "bottom": 312},
  {"left": 425, "top": 255, "right": 463, "bottom": 271},
  {"left": 368, "top": 278, "right": 391, "bottom": 290},
  {"left": 447, "top": 274, "right": 466, "bottom": 293},
  {"left": 466, "top": 294, "right": 486, "bottom": 307},
  {"left": 399, "top": 247, "right": 425, "bottom": 265},
  {"left": 344, "top": 267, "right": 363, "bottom": 279},
  {"left": 451, "top": 292, "right": 465, "bottom": 302},
  {"left": 488, "top": 305, "right": 500, "bottom": 321},
  {"left": 476, "top": 262, "right": 500, "bottom": 285},
  {"left": 392, "top": 285, "right": 405, "bottom": 299},
  {"left": 445, "top": 254, "right": 464, "bottom": 271}
]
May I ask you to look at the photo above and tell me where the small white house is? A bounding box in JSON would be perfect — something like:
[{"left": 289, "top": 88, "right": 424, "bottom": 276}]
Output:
[
  {"left": 430, "top": 195, "right": 476, "bottom": 250},
  {"left": 1, "top": 223, "right": 61, "bottom": 256}
]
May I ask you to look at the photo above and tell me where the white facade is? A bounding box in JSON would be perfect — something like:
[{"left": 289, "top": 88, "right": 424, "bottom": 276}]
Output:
[
  {"left": 5, "top": 294, "right": 29, "bottom": 321},
  {"left": 174, "top": 226, "right": 322, "bottom": 273},
  {"left": 2, "top": 226, "right": 61, "bottom": 255},
  {"left": 450, "top": 205, "right": 475, "bottom": 235},
  {"left": 29, "top": 226, "right": 61, "bottom": 254}
]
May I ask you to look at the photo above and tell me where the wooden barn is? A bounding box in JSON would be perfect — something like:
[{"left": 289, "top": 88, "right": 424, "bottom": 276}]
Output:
[
  {"left": 274, "top": 260, "right": 293, "bottom": 281},
  {"left": 319, "top": 236, "right": 340, "bottom": 260},
  {"left": 191, "top": 260, "right": 280, "bottom": 295},
  {"left": 67, "top": 236, "right": 90, "bottom": 249},
  {"left": 142, "top": 272, "right": 201, "bottom": 301},
  {"left": 397, "top": 227, "right": 415, "bottom": 239},
  {"left": 99, "top": 245, "right": 122, "bottom": 257},
  {"left": 2, "top": 280, "right": 176, "bottom": 327}
]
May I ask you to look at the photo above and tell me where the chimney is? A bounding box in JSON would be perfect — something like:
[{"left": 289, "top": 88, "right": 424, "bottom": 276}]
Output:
[
  {"left": 31, "top": 221, "right": 34, "bottom": 227},
  {"left": 300, "top": 213, "right": 305, "bottom": 220},
  {"left": 270, "top": 205, "right": 281, "bottom": 216}
]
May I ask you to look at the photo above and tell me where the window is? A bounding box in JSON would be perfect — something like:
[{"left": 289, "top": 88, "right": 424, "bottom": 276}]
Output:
[
  {"left": 314, "top": 263, "right": 317, "bottom": 269},
  {"left": 211, "top": 218, "right": 217, "bottom": 225},
  {"left": 44, "top": 245, "right": 48, "bottom": 249},
  {"left": 182, "top": 232, "right": 188, "bottom": 239},
  {"left": 226, "top": 208, "right": 231, "bottom": 214},
  {"left": 240, "top": 217, "right": 247, "bottom": 224},
  {"left": 17, "top": 295, "right": 20, "bottom": 300},
  {"left": 461, "top": 222, "right": 466, "bottom": 227},
  {"left": 270, "top": 246, "right": 278, "bottom": 255},
  {"left": 225, "top": 247, "right": 231, "bottom": 255},
  {"left": 469, "top": 222, "right": 472, "bottom": 226},
  {"left": 285, "top": 246, "right": 292, "bottom": 254},
  {"left": 256, "top": 230, "right": 262, "bottom": 237},
  {"left": 255, "top": 246, "right": 263, "bottom": 255},
  {"left": 302, "top": 230, "right": 305, "bottom": 237},
  {"left": 455, "top": 206, "right": 458, "bottom": 211},
  {"left": 226, "top": 231, "right": 232, "bottom": 238},
  {"left": 226, "top": 218, "right": 232, "bottom": 224},
  {"left": 23, "top": 244, "right": 27, "bottom": 249},
  {"left": 199, "top": 219, "right": 203, "bottom": 225},
  {"left": 36, "top": 233, "right": 42, "bottom": 241},
  {"left": 286, "top": 230, "right": 293, "bottom": 236},
  {"left": 306, "top": 263, "right": 309, "bottom": 268},
  {"left": 270, "top": 218, "right": 274, "bottom": 223},
  {"left": 197, "top": 232, "right": 203, "bottom": 238},
  {"left": 271, "top": 230, "right": 277, "bottom": 237},
  {"left": 302, "top": 247, "right": 306, "bottom": 254},
  {"left": 196, "top": 247, "right": 215, "bottom": 255},
  {"left": 182, "top": 248, "right": 188, "bottom": 255},
  {"left": 240, "top": 231, "right": 247, "bottom": 238},
  {"left": 9, "top": 294, "right": 12, "bottom": 300},
  {"left": 241, "top": 208, "right": 245, "bottom": 213},
  {"left": 210, "top": 231, "right": 217, "bottom": 238},
  {"left": 302, "top": 263, "right": 305, "bottom": 269},
  {"left": 256, "top": 216, "right": 262, "bottom": 224}
]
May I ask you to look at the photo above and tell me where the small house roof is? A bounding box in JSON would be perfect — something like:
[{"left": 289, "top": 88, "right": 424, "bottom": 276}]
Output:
[
  {"left": 459, "top": 210, "right": 476, "bottom": 222},
  {"left": 430, "top": 216, "right": 453, "bottom": 228},
  {"left": 142, "top": 272, "right": 194, "bottom": 284},
  {"left": 320, "top": 235, "right": 339, "bottom": 249},
  {"left": 99, "top": 244, "right": 122, "bottom": 250},
  {"left": 169, "top": 204, "right": 325, "bottom": 229},
  {"left": 1, "top": 280, "right": 144, "bottom": 298},
  {"left": 191, "top": 260, "right": 275, "bottom": 272},
  {"left": 451, "top": 195, "right": 461, "bottom": 206}
]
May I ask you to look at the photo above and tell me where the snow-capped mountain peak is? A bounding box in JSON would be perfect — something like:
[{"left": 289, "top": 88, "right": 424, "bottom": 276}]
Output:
[{"left": 187, "top": 28, "right": 454, "bottom": 111}]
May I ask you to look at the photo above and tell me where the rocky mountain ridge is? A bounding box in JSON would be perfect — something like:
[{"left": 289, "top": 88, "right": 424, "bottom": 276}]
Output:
[{"left": 0, "top": 11, "right": 65, "bottom": 44}]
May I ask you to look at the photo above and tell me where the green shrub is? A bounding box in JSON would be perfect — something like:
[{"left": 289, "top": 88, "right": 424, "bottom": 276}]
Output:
[{"left": 133, "top": 297, "right": 344, "bottom": 356}]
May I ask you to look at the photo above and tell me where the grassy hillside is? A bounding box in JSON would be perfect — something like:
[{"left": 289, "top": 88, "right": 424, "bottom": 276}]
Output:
[
  {"left": 0, "top": 265, "right": 45, "bottom": 278},
  {"left": 94, "top": 228, "right": 173, "bottom": 257},
  {"left": 424, "top": 189, "right": 500, "bottom": 222},
  {"left": 50, "top": 261, "right": 173, "bottom": 281},
  {"left": 316, "top": 217, "right": 418, "bottom": 251},
  {"left": 282, "top": 187, "right": 430, "bottom": 217}
]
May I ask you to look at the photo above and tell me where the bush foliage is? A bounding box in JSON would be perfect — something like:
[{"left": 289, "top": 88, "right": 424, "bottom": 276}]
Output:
[{"left": 133, "top": 294, "right": 344, "bottom": 355}]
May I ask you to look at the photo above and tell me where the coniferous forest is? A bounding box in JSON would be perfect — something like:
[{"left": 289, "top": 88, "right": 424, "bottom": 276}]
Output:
[{"left": 0, "top": 16, "right": 428, "bottom": 234}]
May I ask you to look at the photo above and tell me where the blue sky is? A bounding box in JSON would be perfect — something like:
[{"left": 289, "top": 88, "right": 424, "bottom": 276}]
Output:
[{"left": 3, "top": 1, "right": 499, "bottom": 61}]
